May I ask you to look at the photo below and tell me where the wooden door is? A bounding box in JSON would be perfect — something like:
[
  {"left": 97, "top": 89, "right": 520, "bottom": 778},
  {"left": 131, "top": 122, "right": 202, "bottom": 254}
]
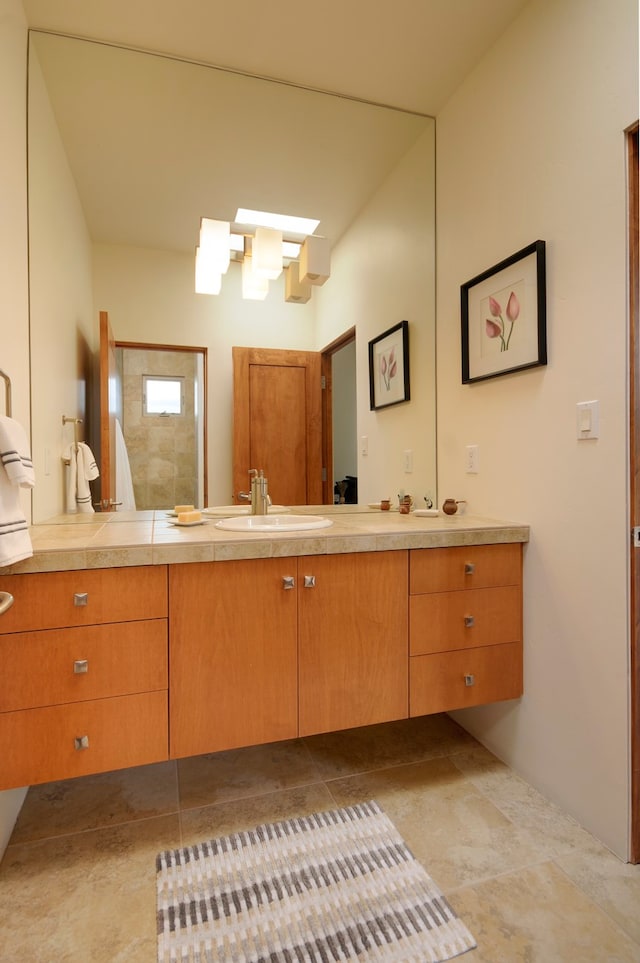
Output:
[
  {"left": 233, "top": 347, "right": 323, "bottom": 506},
  {"left": 298, "top": 551, "right": 409, "bottom": 736},
  {"left": 168, "top": 559, "right": 298, "bottom": 758},
  {"left": 98, "top": 311, "right": 118, "bottom": 511}
]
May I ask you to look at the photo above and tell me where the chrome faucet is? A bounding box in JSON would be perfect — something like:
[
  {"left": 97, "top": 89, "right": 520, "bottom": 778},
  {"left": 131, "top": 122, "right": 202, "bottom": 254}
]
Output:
[{"left": 238, "top": 468, "right": 271, "bottom": 514}]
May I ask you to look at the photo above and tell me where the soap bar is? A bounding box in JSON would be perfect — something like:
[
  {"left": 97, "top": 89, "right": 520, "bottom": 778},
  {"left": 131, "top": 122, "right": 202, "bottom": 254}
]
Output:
[
  {"left": 177, "top": 510, "right": 201, "bottom": 523},
  {"left": 175, "top": 504, "right": 195, "bottom": 514}
]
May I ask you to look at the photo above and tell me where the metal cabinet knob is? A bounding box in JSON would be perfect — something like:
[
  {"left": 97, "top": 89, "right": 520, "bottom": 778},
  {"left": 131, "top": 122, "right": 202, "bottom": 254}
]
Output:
[
  {"left": 282, "top": 576, "right": 295, "bottom": 590},
  {"left": 464, "top": 615, "right": 475, "bottom": 628},
  {"left": 73, "top": 592, "right": 88, "bottom": 607},
  {"left": 304, "top": 575, "right": 316, "bottom": 588},
  {"left": 74, "top": 735, "right": 90, "bottom": 750},
  {"left": 464, "top": 562, "right": 475, "bottom": 575},
  {"left": 464, "top": 674, "right": 475, "bottom": 687},
  {"left": 73, "top": 659, "right": 88, "bottom": 674},
  {"left": 0, "top": 591, "right": 14, "bottom": 615}
]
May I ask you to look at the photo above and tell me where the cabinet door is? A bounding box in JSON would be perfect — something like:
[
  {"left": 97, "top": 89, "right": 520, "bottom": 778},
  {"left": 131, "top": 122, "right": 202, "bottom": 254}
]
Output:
[
  {"left": 169, "top": 559, "right": 298, "bottom": 758},
  {"left": 299, "top": 551, "right": 408, "bottom": 736}
]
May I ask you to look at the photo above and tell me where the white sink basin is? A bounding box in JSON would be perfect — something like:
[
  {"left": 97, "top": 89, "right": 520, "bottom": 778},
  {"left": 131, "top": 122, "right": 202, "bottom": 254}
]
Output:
[
  {"left": 214, "top": 514, "right": 332, "bottom": 532},
  {"left": 202, "top": 505, "right": 290, "bottom": 516}
]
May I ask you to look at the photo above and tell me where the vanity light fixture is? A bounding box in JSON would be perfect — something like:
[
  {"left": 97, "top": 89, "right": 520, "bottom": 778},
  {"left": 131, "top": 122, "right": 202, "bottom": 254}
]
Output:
[
  {"left": 252, "top": 226, "right": 283, "bottom": 280},
  {"left": 241, "top": 254, "right": 269, "bottom": 300},
  {"left": 235, "top": 208, "right": 320, "bottom": 237},
  {"left": 194, "top": 211, "right": 329, "bottom": 301},
  {"left": 299, "top": 234, "right": 330, "bottom": 286},
  {"left": 198, "top": 218, "right": 230, "bottom": 275},
  {"left": 194, "top": 246, "right": 222, "bottom": 295},
  {"left": 285, "top": 261, "right": 312, "bottom": 303}
]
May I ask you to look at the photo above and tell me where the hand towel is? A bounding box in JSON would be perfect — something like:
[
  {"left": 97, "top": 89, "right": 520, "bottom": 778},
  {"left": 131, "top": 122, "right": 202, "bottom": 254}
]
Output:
[
  {"left": 0, "top": 416, "right": 35, "bottom": 488},
  {"left": 0, "top": 416, "right": 34, "bottom": 566},
  {"left": 65, "top": 442, "right": 99, "bottom": 514}
]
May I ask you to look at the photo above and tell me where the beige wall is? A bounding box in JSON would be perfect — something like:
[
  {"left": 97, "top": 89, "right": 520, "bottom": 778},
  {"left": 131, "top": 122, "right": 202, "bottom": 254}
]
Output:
[
  {"left": 315, "top": 126, "right": 437, "bottom": 507},
  {"left": 436, "top": 0, "right": 638, "bottom": 857},
  {"left": 0, "top": 0, "right": 29, "bottom": 857},
  {"left": 28, "top": 42, "right": 96, "bottom": 522}
]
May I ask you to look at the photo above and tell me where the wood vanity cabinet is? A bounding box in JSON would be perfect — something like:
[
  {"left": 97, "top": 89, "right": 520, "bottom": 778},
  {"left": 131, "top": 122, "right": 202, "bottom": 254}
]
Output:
[
  {"left": 298, "top": 551, "right": 408, "bottom": 736},
  {"left": 409, "top": 543, "right": 523, "bottom": 715},
  {"left": 0, "top": 566, "right": 169, "bottom": 790},
  {"left": 169, "top": 558, "right": 298, "bottom": 758},
  {"left": 169, "top": 550, "right": 409, "bottom": 755}
]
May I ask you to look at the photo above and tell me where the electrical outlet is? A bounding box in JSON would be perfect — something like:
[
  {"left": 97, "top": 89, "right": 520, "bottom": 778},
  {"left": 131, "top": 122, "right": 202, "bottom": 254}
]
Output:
[{"left": 465, "top": 444, "right": 479, "bottom": 473}]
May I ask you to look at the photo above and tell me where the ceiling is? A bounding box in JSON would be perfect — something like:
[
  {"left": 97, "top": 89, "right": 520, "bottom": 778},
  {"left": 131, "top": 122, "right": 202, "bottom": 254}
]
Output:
[
  {"left": 25, "top": 1, "right": 530, "bottom": 258},
  {"left": 23, "top": 0, "right": 529, "bottom": 115}
]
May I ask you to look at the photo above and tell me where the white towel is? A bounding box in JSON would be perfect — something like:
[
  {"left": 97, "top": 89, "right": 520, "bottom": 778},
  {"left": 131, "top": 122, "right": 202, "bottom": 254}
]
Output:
[
  {"left": 65, "top": 442, "right": 100, "bottom": 514},
  {"left": 114, "top": 419, "right": 136, "bottom": 511},
  {"left": 0, "top": 416, "right": 34, "bottom": 566}
]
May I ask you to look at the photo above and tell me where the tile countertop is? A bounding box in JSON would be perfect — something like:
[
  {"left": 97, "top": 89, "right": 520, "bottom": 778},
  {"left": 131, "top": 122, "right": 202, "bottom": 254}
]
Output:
[{"left": 6, "top": 506, "right": 530, "bottom": 574}]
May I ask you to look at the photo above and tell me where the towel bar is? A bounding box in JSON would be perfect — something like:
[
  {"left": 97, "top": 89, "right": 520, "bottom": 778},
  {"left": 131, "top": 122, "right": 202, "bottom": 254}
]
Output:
[
  {"left": 0, "top": 369, "right": 12, "bottom": 417},
  {"left": 62, "top": 415, "right": 84, "bottom": 464}
]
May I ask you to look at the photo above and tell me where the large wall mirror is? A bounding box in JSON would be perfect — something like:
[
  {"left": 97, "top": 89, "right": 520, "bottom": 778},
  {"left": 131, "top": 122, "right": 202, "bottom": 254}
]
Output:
[{"left": 28, "top": 30, "right": 436, "bottom": 521}]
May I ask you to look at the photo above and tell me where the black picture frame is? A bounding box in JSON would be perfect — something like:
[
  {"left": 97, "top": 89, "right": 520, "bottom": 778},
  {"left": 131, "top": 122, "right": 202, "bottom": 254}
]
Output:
[
  {"left": 368, "top": 320, "right": 410, "bottom": 410},
  {"left": 461, "top": 240, "right": 547, "bottom": 384}
]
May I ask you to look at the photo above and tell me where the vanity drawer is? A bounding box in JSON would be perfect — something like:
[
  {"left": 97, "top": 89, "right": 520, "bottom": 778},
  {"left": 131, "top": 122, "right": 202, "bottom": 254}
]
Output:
[
  {"left": 410, "top": 543, "right": 522, "bottom": 595},
  {"left": 0, "top": 620, "right": 168, "bottom": 712},
  {"left": 0, "top": 565, "right": 167, "bottom": 634},
  {"left": 0, "top": 690, "right": 169, "bottom": 790},
  {"left": 410, "top": 585, "right": 521, "bottom": 655},
  {"left": 410, "top": 642, "right": 522, "bottom": 716}
]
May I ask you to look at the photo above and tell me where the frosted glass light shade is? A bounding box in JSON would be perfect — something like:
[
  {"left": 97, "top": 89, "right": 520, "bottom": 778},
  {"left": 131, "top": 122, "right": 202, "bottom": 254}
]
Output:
[
  {"left": 299, "top": 235, "right": 330, "bottom": 286},
  {"left": 285, "top": 262, "right": 312, "bottom": 303},
  {"left": 199, "top": 218, "right": 230, "bottom": 274},
  {"left": 252, "top": 227, "right": 283, "bottom": 279},
  {"left": 242, "top": 255, "right": 269, "bottom": 300},
  {"left": 194, "top": 246, "right": 222, "bottom": 295}
]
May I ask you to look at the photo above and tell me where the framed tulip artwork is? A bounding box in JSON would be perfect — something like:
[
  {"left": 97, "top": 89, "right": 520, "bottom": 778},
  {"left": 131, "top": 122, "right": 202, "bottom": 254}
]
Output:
[
  {"left": 368, "top": 320, "right": 410, "bottom": 410},
  {"left": 461, "top": 240, "right": 547, "bottom": 383}
]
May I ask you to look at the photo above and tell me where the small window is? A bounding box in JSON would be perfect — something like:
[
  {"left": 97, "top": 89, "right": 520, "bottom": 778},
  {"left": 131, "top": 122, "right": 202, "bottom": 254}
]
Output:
[{"left": 143, "top": 375, "right": 184, "bottom": 416}]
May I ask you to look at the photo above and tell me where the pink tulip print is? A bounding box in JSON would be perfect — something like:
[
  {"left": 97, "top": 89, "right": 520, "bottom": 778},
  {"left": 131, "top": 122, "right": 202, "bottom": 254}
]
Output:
[
  {"left": 380, "top": 344, "right": 398, "bottom": 391},
  {"left": 485, "top": 290, "right": 520, "bottom": 352}
]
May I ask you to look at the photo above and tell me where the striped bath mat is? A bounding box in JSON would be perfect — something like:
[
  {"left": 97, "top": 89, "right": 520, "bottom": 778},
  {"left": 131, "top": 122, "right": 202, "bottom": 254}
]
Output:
[{"left": 156, "top": 800, "right": 476, "bottom": 962}]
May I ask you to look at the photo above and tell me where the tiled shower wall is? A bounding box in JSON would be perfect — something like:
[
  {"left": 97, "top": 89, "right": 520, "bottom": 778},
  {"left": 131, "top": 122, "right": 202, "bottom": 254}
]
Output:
[{"left": 121, "top": 348, "right": 198, "bottom": 510}]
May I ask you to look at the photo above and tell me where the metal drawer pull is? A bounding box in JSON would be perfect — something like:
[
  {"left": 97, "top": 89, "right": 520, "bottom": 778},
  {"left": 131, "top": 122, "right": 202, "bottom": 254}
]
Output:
[
  {"left": 282, "top": 576, "right": 295, "bottom": 590},
  {"left": 464, "top": 563, "right": 475, "bottom": 575},
  {"left": 73, "top": 592, "right": 88, "bottom": 607},
  {"left": 464, "top": 674, "right": 475, "bottom": 687},
  {"left": 73, "top": 659, "right": 88, "bottom": 674},
  {"left": 0, "top": 591, "right": 14, "bottom": 615},
  {"left": 464, "top": 615, "right": 475, "bottom": 628},
  {"left": 74, "top": 735, "right": 90, "bottom": 750},
  {"left": 304, "top": 575, "right": 316, "bottom": 588}
]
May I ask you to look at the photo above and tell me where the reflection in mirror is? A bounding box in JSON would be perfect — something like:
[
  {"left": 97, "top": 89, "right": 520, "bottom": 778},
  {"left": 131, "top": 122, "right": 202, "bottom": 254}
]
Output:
[
  {"left": 28, "top": 31, "right": 436, "bottom": 521},
  {"left": 116, "top": 344, "right": 206, "bottom": 511}
]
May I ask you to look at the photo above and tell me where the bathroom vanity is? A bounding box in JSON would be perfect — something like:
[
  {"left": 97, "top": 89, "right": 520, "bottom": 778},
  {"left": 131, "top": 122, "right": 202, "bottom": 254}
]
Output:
[{"left": 0, "top": 509, "right": 527, "bottom": 790}]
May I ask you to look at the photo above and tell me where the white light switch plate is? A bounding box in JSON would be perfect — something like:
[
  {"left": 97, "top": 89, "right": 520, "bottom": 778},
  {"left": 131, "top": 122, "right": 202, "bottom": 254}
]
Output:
[{"left": 576, "top": 400, "right": 599, "bottom": 439}]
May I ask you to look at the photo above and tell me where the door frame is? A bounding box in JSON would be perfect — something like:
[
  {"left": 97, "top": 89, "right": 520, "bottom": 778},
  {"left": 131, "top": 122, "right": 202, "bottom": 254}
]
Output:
[
  {"left": 320, "top": 327, "right": 356, "bottom": 505},
  {"left": 628, "top": 122, "right": 639, "bottom": 862}
]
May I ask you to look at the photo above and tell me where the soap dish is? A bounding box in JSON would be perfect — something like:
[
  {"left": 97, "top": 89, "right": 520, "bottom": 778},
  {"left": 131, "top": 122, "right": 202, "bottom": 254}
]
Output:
[{"left": 413, "top": 509, "right": 440, "bottom": 517}]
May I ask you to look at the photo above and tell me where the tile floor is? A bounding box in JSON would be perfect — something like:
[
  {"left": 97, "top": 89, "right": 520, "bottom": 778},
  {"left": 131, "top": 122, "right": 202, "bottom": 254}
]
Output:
[{"left": 1, "top": 714, "right": 639, "bottom": 962}]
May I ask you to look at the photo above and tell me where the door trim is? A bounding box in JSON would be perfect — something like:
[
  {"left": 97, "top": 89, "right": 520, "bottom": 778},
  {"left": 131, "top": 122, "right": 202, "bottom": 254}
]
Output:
[
  {"left": 320, "top": 327, "right": 356, "bottom": 505},
  {"left": 628, "top": 122, "right": 639, "bottom": 862}
]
